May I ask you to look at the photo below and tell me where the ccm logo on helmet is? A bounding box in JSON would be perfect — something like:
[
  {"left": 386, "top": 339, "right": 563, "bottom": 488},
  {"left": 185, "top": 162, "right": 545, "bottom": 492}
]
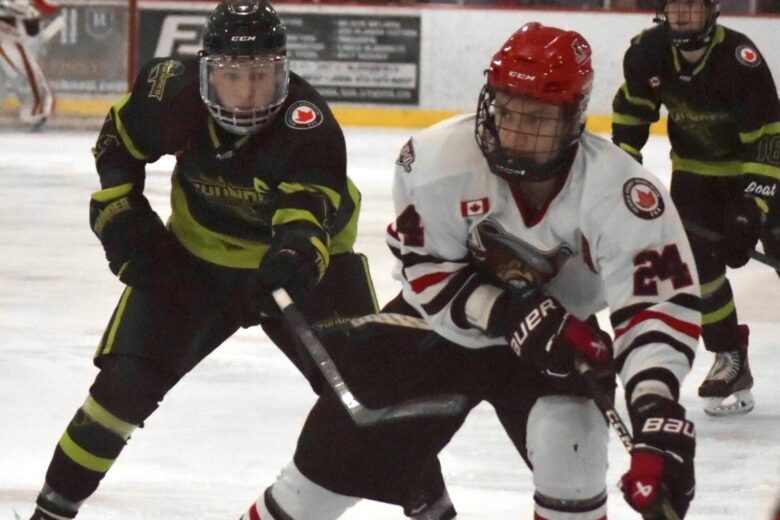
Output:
[
  {"left": 231, "top": 35, "right": 257, "bottom": 41},
  {"left": 508, "top": 71, "right": 535, "bottom": 81}
]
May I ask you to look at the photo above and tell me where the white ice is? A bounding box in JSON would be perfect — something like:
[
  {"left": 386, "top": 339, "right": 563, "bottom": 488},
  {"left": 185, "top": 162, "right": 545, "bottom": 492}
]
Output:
[{"left": 1, "top": 127, "right": 778, "bottom": 519}]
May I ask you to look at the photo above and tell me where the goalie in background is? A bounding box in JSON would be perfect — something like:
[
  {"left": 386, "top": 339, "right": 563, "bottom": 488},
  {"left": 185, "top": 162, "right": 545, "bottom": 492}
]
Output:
[
  {"left": 611, "top": 0, "right": 780, "bottom": 417},
  {"left": 0, "top": 0, "right": 58, "bottom": 128}
]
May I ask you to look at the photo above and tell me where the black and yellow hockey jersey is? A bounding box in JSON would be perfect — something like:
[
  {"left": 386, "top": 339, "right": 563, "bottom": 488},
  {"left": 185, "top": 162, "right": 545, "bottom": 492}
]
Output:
[
  {"left": 612, "top": 25, "right": 780, "bottom": 213},
  {"left": 93, "top": 56, "right": 360, "bottom": 270}
]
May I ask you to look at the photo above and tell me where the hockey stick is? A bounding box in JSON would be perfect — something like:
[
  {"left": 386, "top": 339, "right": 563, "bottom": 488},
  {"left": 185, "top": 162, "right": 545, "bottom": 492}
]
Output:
[
  {"left": 683, "top": 220, "right": 780, "bottom": 271},
  {"left": 272, "top": 288, "right": 469, "bottom": 427},
  {"left": 574, "top": 358, "right": 681, "bottom": 520}
]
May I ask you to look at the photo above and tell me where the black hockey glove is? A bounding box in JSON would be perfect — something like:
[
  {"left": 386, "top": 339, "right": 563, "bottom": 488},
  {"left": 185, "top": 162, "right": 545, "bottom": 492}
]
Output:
[
  {"left": 722, "top": 195, "right": 766, "bottom": 268},
  {"left": 490, "top": 293, "right": 612, "bottom": 388},
  {"left": 90, "top": 184, "right": 182, "bottom": 289},
  {"left": 242, "top": 227, "right": 328, "bottom": 325},
  {"left": 620, "top": 395, "right": 696, "bottom": 519}
]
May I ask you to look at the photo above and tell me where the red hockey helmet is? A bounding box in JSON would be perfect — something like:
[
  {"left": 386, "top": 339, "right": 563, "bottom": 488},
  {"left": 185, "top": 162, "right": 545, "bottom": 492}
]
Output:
[
  {"left": 487, "top": 22, "right": 593, "bottom": 106},
  {"left": 476, "top": 23, "right": 593, "bottom": 182}
]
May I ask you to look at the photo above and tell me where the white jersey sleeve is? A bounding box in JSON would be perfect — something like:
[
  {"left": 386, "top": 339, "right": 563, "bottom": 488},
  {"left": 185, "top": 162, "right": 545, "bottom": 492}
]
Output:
[
  {"left": 387, "top": 115, "right": 505, "bottom": 349},
  {"left": 576, "top": 135, "right": 700, "bottom": 399}
]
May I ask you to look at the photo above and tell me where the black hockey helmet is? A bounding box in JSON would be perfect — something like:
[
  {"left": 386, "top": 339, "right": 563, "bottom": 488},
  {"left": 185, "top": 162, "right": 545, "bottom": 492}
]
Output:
[
  {"left": 199, "top": 0, "right": 289, "bottom": 135},
  {"left": 655, "top": 0, "right": 719, "bottom": 51},
  {"left": 201, "top": 0, "right": 286, "bottom": 57}
]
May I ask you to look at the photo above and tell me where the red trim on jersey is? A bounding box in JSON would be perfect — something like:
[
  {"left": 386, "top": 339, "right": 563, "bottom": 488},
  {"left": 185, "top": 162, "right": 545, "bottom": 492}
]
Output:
[
  {"left": 508, "top": 171, "right": 567, "bottom": 227},
  {"left": 408, "top": 271, "right": 452, "bottom": 293},
  {"left": 248, "top": 503, "right": 261, "bottom": 520},
  {"left": 614, "top": 309, "right": 700, "bottom": 340},
  {"left": 386, "top": 222, "right": 400, "bottom": 241},
  {"left": 581, "top": 235, "right": 597, "bottom": 273}
]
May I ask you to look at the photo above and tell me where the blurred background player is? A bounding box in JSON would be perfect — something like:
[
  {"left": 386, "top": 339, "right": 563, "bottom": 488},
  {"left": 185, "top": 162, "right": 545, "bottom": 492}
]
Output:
[
  {"left": 0, "top": 0, "right": 58, "bottom": 128},
  {"left": 23, "top": 0, "right": 441, "bottom": 518},
  {"left": 611, "top": 0, "right": 780, "bottom": 416},
  {"left": 247, "top": 22, "right": 700, "bottom": 519}
]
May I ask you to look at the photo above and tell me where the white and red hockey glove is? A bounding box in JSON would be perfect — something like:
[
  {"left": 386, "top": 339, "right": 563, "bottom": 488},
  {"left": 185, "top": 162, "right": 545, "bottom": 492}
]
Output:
[{"left": 621, "top": 394, "right": 696, "bottom": 518}]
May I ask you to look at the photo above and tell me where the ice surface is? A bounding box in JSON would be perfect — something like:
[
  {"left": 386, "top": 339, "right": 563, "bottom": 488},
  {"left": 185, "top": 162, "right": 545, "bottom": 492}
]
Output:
[{"left": 1, "top": 127, "right": 778, "bottom": 519}]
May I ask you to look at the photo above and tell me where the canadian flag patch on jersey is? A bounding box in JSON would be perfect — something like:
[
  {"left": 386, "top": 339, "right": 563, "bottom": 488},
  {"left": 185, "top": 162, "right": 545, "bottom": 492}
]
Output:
[{"left": 461, "top": 198, "right": 490, "bottom": 217}]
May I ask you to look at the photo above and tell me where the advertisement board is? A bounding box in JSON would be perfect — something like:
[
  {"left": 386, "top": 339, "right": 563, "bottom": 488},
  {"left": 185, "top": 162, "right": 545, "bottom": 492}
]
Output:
[
  {"left": 38, "top": 1, "right": 129, "bottom": 97},
  {"left": 138, "top": 7, "right": 421, "bottom": 104}
]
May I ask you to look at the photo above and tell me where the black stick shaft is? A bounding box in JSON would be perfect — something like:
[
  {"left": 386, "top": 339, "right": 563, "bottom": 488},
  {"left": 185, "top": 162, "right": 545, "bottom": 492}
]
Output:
[{"left": 574, "top": 359, "right": 681, "bottom": 520}]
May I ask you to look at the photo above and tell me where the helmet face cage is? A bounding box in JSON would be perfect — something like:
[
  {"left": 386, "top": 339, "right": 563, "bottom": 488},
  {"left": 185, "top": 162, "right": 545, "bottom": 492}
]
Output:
[
  {"left": 199, "top": 0, "right": 289, "bottom": 134},
  {"left": 476, "top": 85, "right": 585, "bottom": 182},
  {"left": 656, "top": 0, "right": 719, "bottom": 50},
  {"left": 200, "top": 54, "right": 289, "bottom": 135}
]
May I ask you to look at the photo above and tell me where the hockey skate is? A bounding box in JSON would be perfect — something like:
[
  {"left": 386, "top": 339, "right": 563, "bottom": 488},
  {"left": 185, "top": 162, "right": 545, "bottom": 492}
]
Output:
[{"left": 698, "top": 324, "right": 754, "bottom": 416}]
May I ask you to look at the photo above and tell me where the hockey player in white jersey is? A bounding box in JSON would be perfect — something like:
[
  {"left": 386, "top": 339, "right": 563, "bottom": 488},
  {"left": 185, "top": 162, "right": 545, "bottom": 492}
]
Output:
[
  {"left": 0, "top": 0, "right": 57, "bottom": 127},
  {"left": 245, "top": 22, "right": 700, "bottom": 519}
]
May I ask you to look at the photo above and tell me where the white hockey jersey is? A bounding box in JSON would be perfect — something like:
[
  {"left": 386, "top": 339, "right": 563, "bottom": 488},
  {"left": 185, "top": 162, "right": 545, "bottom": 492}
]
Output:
[{"left": 387, "top": 114, "right": 701, "bottom": 393}]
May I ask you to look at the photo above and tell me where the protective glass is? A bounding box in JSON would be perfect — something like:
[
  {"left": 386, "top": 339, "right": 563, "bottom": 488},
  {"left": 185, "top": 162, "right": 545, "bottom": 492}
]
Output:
[{"left": 200, "top": 54, "right": 289, "bottom": 135}]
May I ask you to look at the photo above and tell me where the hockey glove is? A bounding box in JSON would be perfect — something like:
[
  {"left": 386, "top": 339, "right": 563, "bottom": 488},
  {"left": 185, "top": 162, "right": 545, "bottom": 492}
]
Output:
[
  {"left": 242, "top": 227, "right": 328, "bottom": 324},
  {"left": 90, "top": 183, "right": 179, "bottom": 289},
  {"left": 722, "top": 196, "right": 766, "bottom": 268},
  {"left": 621, "top": 394, "right": 696, "bottom": 519},
  {"left": 491, "top": 293, "right": 611, "bottom": 387}
]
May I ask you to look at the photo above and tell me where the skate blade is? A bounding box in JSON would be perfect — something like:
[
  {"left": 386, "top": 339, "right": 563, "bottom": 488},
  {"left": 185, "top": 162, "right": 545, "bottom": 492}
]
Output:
[{"left": 703, "top": 389, "right": 755, "bottom": 417}]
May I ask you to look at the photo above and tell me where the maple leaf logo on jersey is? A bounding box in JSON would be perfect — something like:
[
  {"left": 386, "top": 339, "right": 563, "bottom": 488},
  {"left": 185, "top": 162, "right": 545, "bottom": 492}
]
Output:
[
  {"left": 636, "top": 189, "right": 656, "bottom": 209},
  {"left": 623, "top": 178, "right": 664, "bottom": 220},
  {"left": 735, "top": 45, "right": 761, "bottom": 67},
  {"left": 285, "top": 101, "right": 324, "bottom": 130}
]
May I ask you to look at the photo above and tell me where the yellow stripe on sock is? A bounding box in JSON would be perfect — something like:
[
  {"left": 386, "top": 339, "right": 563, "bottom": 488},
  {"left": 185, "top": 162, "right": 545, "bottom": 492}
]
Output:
[
  {"left": 82, "top": 395, "right": 136, "bottom": 440},
  {"left": 58, "top": 432, "right": 115, "bottom": 473}
]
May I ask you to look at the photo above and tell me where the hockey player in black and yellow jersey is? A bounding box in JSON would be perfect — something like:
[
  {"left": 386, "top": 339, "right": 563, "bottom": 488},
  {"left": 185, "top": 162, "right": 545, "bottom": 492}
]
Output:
[
  {"left": 612, "top": 0, "right": 780, "bottom": 417},
  {"left": 25, "top": 1, "right": 459, "bottom": 518}
]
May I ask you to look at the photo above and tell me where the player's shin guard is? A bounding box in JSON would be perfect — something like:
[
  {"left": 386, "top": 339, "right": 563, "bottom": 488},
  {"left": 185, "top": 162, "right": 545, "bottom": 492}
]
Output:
[
  {"left": 527, "top": 396, "right": 608, "bottom": 520},
  {"left": 35, "top": 394, "right": 137, "bottom": 518},
  {"left": 241, "top": 462, "right": 359, "bottom": 520}
]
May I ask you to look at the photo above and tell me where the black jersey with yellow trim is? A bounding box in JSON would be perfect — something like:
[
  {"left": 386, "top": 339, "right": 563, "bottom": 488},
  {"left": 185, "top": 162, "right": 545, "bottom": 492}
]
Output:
[
  {"left": 93, "top": 56, "right": 359, "bottom": 269},
  {"left": 612, "top": 25, "right": 780, "bottom": 181}
]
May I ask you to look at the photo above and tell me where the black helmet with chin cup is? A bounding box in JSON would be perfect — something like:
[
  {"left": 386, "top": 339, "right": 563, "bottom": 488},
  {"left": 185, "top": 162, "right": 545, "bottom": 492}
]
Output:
[{"left": 654, "top": 0, "right": 719, "bottom": 51}]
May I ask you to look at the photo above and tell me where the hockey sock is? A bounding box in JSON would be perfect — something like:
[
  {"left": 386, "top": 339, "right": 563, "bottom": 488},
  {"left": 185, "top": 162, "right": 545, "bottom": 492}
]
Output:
[
  {"left": 700, "top": 274, "right": 740, "bottom": 352},
  {"left": 39, "top": 395, "right": 137, "bottom": 510}
]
